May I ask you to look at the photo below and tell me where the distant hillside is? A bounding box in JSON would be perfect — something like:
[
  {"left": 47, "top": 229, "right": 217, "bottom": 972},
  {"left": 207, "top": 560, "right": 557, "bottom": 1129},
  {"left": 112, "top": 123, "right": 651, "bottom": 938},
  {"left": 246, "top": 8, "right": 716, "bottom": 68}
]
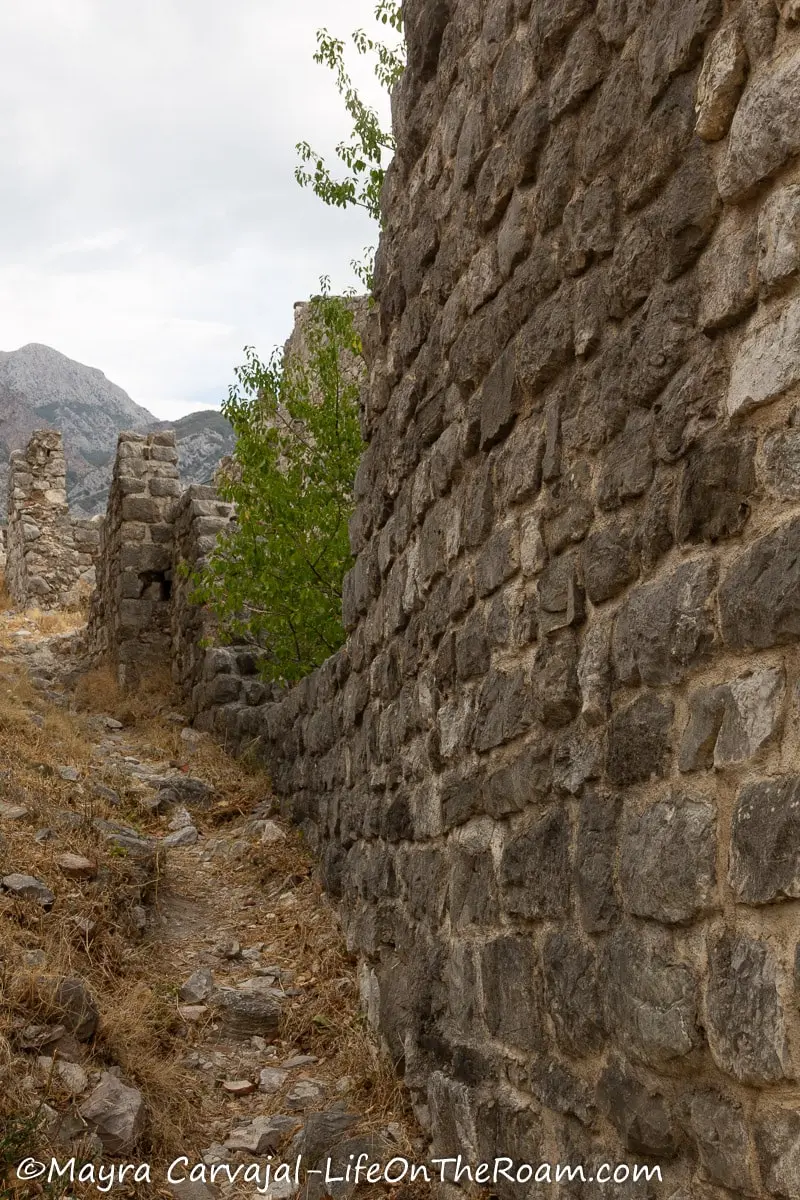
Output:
[{"left": 0, "top": 344, "right": 235, "bottom": 517}]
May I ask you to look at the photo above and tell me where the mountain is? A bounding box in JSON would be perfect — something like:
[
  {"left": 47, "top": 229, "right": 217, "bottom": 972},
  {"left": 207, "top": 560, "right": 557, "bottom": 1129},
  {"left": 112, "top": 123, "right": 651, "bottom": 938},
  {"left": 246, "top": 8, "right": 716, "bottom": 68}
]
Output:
[{"left": 0, "top": 344, "right": 235, "bottom": 518}]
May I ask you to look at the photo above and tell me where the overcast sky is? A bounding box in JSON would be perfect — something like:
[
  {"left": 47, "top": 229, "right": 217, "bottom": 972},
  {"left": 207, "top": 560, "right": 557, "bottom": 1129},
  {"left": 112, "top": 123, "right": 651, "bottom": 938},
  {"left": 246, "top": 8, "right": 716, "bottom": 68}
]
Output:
[{"left": 0, "top": 1, "right": 393, "bottom": 419}]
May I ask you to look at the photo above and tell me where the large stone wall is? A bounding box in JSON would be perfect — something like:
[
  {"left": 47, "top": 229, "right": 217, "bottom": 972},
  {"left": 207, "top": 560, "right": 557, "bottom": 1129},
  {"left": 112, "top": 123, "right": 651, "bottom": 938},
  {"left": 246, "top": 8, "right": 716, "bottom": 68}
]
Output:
[
  {"left": 4, "top": 430, "right": 101, "bottom": 608},
  {"left": 207, "top": 3, "right": 800, "bottom": 1195},
  {"left": 87, "top": 431, "right": 181, "bottom": 687},
  {"left": 75, "top": 3, "right": 800, "bottom": 1193}
]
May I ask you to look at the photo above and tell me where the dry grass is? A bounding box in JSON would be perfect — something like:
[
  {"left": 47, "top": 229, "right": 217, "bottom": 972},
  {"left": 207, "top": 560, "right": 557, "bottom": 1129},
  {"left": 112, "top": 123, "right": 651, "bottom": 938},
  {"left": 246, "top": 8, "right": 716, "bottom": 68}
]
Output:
[{"left": 0, "top": 622, "right": 429, "bottom": 1200}]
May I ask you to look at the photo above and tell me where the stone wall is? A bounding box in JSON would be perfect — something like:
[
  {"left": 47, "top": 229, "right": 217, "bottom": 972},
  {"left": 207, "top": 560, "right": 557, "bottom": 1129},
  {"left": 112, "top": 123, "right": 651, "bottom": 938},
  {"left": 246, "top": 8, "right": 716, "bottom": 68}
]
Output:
[
  {"left": 170, "top": 485, "right": 271, "bottom": 724},
  {"left": 83, "top": 4, "right": 800, "bottom": 1192},
  {"left": 87, "top": 431, "right": 181, "bottom": 687},
  {"left": 184, "top": 3, "right": 800, "bottom": 1195},
  {"left": 4, "top": 430, "right": 101, "bottom": 608}
]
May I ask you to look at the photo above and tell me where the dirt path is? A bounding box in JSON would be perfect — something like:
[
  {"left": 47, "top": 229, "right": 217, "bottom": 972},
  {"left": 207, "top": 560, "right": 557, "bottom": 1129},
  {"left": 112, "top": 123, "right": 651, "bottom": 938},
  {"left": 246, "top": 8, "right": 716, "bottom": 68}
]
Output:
[{"left": 0, "top": 609, "right": 424, "bottom": 1200}]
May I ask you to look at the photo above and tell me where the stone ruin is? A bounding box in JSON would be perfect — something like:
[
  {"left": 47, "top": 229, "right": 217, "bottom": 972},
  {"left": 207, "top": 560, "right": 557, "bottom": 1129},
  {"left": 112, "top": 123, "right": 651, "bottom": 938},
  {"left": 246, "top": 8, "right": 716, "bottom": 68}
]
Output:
[
  {"left": 4, "top": 430, "right": 101, "bottom": 608},
  {"left": 8, "top": 1, "right": 800, "bottom": 1193}
]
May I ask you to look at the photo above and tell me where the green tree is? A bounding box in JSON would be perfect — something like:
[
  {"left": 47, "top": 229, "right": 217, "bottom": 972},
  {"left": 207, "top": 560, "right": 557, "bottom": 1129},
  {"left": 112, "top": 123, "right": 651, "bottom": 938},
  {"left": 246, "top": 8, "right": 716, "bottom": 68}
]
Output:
[
  {"left": 193, "top": 290, "right": 365, "bottom": 684},
  {"left": 295, "top": 1, "right": 404, "bottom": 283}
]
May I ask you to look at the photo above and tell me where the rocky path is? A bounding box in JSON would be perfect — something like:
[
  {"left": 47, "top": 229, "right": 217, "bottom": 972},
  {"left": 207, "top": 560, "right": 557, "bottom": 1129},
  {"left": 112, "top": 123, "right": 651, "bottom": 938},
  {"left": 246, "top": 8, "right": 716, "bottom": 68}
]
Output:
[{"left": 0, "top": 610, "right": 424, "bottom": 1200}]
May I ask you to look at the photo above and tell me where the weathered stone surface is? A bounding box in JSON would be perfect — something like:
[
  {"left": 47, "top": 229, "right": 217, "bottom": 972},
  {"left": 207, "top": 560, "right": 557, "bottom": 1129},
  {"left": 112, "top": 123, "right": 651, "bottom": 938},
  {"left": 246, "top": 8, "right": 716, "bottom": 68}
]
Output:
[
  {"left": 688, "top": 1090, "right": 758, "bottom": 1193},
  {"left": 762, "top": 426, "right": 800, "bottom": 499},
  {"left": 607, "top": 692, "right": 674, "bottom": 787},
  {"left": 719, "top": 515, "right": 800, "bottom": 648},
  {"left": 620, "top": 794, "right": 716, "bottom": 923},
  {"left": 755, "top": 1108, "right": 800, "bottom": 1200},
  {"left": 1, "top": 873, "right": 54, "bottom": 908},
  {"left": 678, "top": 684, "right": 727, "bottom": 771},
  {"left": 695, "top": 20, "right": 748, "bottom": 141},
  {"left": 674, "top": 432, "right": 755, "bottom": 543},
  {"left": 79, "top": 1073, "right": 145, "bottom": 1154},
  {"left": 758, "top": 184, "right": 800, "bottom": 295},
  {"left": 606, "top": 926, "right": 701, "bottom": 1065},
  {"left": 577, "top": 618, "right": 612, "bottom": 726},
  {"left": 596, "top": 1057, "right": 678, "bottom": 1157},
  {"left": 575, "top": 787, "right": 620, "bottom": 933},
  {"left": 580, "top": 525, "right": 638, "bottom": 604},
  {"left": 480, "top": 935, "right": 543, "bottom": 1051},
  {"left": 500, "top": 806, "right": 571, "bottom": 919},
  {"left": 614, "top": 560, "right": 717, "bottom": 685},
  {"left": 727, "top": 299, "right": 800, "bottom": 417},
  {"left": 730, "top": 775, "right": 800, "bottom": 904},
  {"left": 714, "top": 665, "right": 784, "bottom": 766},
  {"left": 210, "top": 988, "right": 282, "bottom": 1040},
  {"left": 706, "top": 933, "right": 790, "bottom": 1084},
  {"left": 718, "top": 48, "right": 800, "bottom": 201},
  {"left": 542, "top": 932, "right": 605, "bottom": 1057},
  {"left": 697, "top": 208, "right": 759, "bottom": 331}
]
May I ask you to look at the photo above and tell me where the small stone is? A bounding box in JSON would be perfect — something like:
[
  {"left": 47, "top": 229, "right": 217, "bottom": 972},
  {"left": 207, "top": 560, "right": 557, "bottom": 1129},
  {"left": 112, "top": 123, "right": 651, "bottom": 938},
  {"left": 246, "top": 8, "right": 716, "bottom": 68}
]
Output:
[
  {"left": 1, "top": 873, "right": 55, "bottom": 908},
  {"left": 57, "top": 853, "right": 97, "bottom": 880},
  {"left": 224, "top": 1114, "right": 299, "bottom": 1155},
  {"left": 285, "top": 1078, "right": 327, "bottom": 1111},
  {"left": 79, "top": 1072, "right": 145, "bottom": 1154},
  {"left": 177, "top": 1005, "right": 208, "bottom": 1022},
  {"left": 261, "top": 820, "right": 287, "bottom": 845},
  {"left": 104, "top": 717, "right": 123, "bottom": 730},
  {"left": 18, "top": 1023, "right": 66, "bottom": 1050},
  {"left": 51, "top": 975, "right": 100, "bottom": 1041},
  {"left": 57, "top": 766, "right": 80, "bottom": 782},
  {"left": 167, "top": 807, "right": 193, "bottom": 831},
  {"left": 282, "top": 1054, "right": 318, "bottom": 1069},
  {"left": 211, "top": 988, "right": 281, "bottom": 1040},
  {"left": 37, "top": 1056, "right": 89, "bottom": 1096},
  {"left": 221, "top": 1079, "right": 256, "bottom": 1096},
  {"left": 179, "top": 967, "right": 215, "bottom": 1004},
  {"left": 0, "top": 802, "right": 30, "bottom": 821},
  {"left": 217, "top": 939, "right": 241, "bottom": 959},
  {"left": 163, "top": 825, "right": 198, "bottom": 847},
  {"left": 251, "top": 1066, "right": 288, "bottom": 1097},
  {"left": 180, "top": 727, "right": 204, "bottom": 746}
]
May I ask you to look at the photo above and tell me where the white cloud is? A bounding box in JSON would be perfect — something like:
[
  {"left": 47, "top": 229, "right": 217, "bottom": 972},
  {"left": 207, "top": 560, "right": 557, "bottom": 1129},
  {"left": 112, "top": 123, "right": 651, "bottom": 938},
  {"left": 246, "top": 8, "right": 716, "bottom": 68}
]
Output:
[{"left": 0, "top": 0, "right": 394, "bottom": 419}]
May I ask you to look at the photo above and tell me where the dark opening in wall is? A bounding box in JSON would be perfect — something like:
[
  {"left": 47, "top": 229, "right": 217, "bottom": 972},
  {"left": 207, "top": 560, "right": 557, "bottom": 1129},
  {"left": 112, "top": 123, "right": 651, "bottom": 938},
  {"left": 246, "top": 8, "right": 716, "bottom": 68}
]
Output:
[{"left": 138, "top": 570, "right": 172, "bottom": 602}]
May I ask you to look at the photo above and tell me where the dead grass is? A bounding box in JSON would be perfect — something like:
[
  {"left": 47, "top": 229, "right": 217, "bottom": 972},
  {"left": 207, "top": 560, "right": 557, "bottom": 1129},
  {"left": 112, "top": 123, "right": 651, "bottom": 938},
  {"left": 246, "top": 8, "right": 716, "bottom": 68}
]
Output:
[{"left": 0, "top": 619, "right": 429, "bottom": 1199}]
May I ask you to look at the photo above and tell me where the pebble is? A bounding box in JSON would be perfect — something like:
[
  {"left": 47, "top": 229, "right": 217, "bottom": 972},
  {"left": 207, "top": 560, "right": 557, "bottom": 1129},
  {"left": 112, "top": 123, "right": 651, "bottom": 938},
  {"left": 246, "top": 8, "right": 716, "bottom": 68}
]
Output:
[
  {"left": 285, "top": 1079, "right": 326, "bottom": 1111},
  {"left": 179, "top": 967, "right": 215, "bottom": 1004},
  {"left": 177, "top": 1005, "right": 209, "bottom": 1022},
  {"left": 261, "top": 820, "right": 287, "bottom": 845},
  {"left": 104, "top": 717, "right": 123, "bottom": 730},
  {"left": 258, "top": 1067, "right": 289, "bottom": 1094},
  {"left": 163, "top": 825, "right": 199, "bottom": 848},
  {"left": 221, "top": 1079, "right": 256, "bottom": 1096},
  {"left": 57, "top": 853, "right": 97, "bottom": 880},
  {"left": 0, "top": 802, "right": 30, "bottom": 821},
  {"left": 57, "top": 766, "right": 80, "bottom": 782},
  {"left": 1, "top": 873, "right": 55, "bottom": 908},
  {"left": 282, "top": 1055, "right": 318, "bottom": 1070},
  {"left": 168, "top": 807, "right": 193, "bottom": 831}
]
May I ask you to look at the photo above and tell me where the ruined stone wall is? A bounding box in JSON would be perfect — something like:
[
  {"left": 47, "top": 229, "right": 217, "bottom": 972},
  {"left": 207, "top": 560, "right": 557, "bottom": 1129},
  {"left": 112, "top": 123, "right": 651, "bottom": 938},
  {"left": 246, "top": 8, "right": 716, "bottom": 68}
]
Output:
[
  {"left": 188, "top": 2, "right": 800, "bottom": 1194},
  {"left": 4, "top": 430, "right": 101, "bottom": 607},
  {"left": 85, "top": 3, "right": 800, "bottom": 1191},
  {"left": 170, "top": 485, "right": 270, "bottom": 723},
  {"left": 87, "top": 432, "right": 181, "bottom": 687}
]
